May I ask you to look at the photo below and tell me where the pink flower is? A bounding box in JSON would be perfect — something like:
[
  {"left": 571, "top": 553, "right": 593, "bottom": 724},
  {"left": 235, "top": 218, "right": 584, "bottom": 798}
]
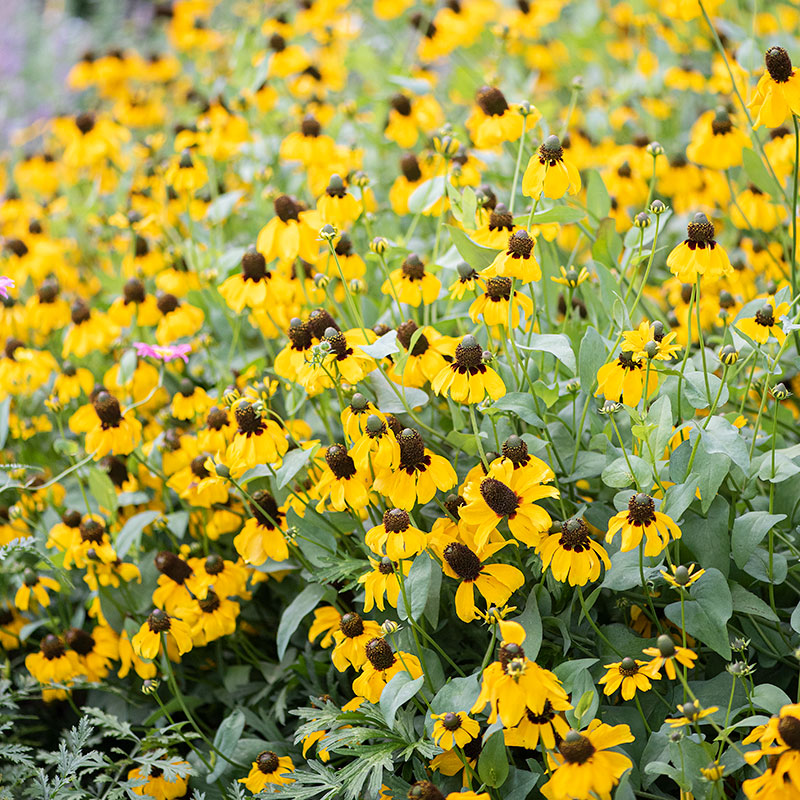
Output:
[
  {"left": 0, "top": 276, "right": 14, "bottom": 299},
  {"left": 133, "top": 342, "right": 191, "bottom": 363}
]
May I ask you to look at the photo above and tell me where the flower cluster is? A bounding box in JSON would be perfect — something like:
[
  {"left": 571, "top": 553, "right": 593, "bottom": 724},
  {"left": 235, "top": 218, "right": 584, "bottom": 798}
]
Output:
[{"left": 2, "top": 1, "right": 800, "bottom": 799}]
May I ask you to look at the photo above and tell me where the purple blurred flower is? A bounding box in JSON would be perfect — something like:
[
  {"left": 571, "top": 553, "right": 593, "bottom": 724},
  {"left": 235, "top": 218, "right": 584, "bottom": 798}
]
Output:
[
  {"left": 0, "top": 276, "right": 14, "bottom": 299},
  {"left": 133, "top": 342, "right": 191, "bottom": 363}
]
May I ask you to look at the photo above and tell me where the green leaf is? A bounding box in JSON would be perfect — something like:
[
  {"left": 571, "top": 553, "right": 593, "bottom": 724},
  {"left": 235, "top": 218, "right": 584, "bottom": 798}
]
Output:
[
  {"left": 360, "top": 331, "right": 400, "bottom": 359},
  {"left": 752, "top": 684, "right": 792, "bottom": 715},
  {"left": 275, "top": 446, "right": 316, "bottom": 489},
  {"left": 553, "top": 659, "right": 598, "bottom": 691},
  {"left": 379, "top": 672, "right": 424, "bottom": 728},
  {"left": 117, "top": 349, "right": 138, "bottom": 387},
  {"left": 586, "top": 170, "right": 611, "bottom": 219},
  {"left": 446, "top": 225, "right": 500, "bottom": 270},
  {"left": 792, "top": 603, "right": 800, "bottom": 634},
  {"left": 592, "top": 218, "right": 622, "bottom": 269},
  {"left": 0, "top": 397, "right": 9, "bottom": 449},
  {"left": 408, "top": 177, "right": 446, "bottom": 214},
  {"left": 578, "top": 326, "right": 606, "bottom": 393},
  {"left": 461, "top": 187, "right": 477, "bottom": 227},
  {"left": 369, "top": 369, "right": 429, "bottom": 413},
  {"left": 601, "top": 454, "right": 651, "bottom": 489},
  {"left": 518, "top": 333, "right": 576, "bottom": 373},
  {"left": 489, "top": 393, "right": 543, "bottom": 427},
  {"left": 520, "top": 206, "right": 587, "bottom": 225},
  {"left": 115, "top": 510, "right": 160, "bottom": 558},
  {"left": 730, "top": 584, "right": 778, "bottom": 621},
  {"left": 88, "top": 468, "right": 117, "bottom": 513},
  {"left": 478, "top": 730, "right": 509, "bottom": 788},
  {"left": 207, "top": 709, "right": 246, "bottom": 783},
  {"left": 731, "top": 512, "right": 786, "bottom": 569},
  {"left": 662, "top": 480, "right": 698, "bottom": 520},
  {"left": 399, "top": 552, "right": 441, "bottom": 625},
  {"left": 514, "top": 588, "right": 543, "bottom": 661},
  {"left": 206, "top": 190, "right": 245, "bottom": 223},
  {"left": 680, "top": 497, "right": 730, "bottom": 578},
  {"left": 431, "top": 675, "right": 481, "bottom": 715},
  {"left": 276, "top": 583, "right": 326, "bottom": 659},
  {"left": 742, "top": 148, "right": 782, "bottom": 200},
  {"left": 665, "top": 567, "right": 732, "bottom": 658},
  {"left": 684, "top": 371, "right": 728, "bottom": 410},
  {"left": 699, "top": 416, "right": 749, "bottom": 471}
]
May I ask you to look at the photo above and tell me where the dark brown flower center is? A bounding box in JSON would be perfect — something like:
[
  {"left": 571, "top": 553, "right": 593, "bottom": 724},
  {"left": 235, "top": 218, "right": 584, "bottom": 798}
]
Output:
[
  {"left": 334, "top": 234, "right": 353, "bottom": 257},
  {"left": 80, "top": 519, "right": 105, "bottom": 544},
  {"left": 75, "top": 112, "right": 95, "bottom": 134},
  {"left": 199, "top": 590, "right": 221, "bottom": 613},
  {"left": 383, "top": 508, "right": 410, "bottom": 532},
  {"left": 241, "top": 247, "right": 267, "bottom": 281},
  {"left": 274, "top": 194, "right": 302, "bottom": 223},
  {"left": 365, "top": 636, "right": 396, "bottom": 670},
  {"left": 489, "top": 204, "right": 514, "bottom": 231},
  {"left": 398, "top": 428, "right": 427, "bottom": 470},
  {"left": 379, "top": 557, "right": 396, "bottom": 575},
  {"left": 102, "top": 455, "right": 129, "bottom": 487},
  {"left": 206, "top": 406, "right": 228, "bottom": 429},
  {"left": 558, "top": 732, "right": 596, "bottom": 764},
  {"left": 755, "top": 304, "right": 776, "bottom": 327},
  {"left": 307, "top": 308, "right": 339, "bottom": 339},
  {"left": 400, "top": 154, "right": 422, "bottom": 182},
  {"left": 339, "top": 612, "right": 365, "bottom": 638},
  {"left": 288, "top": 319, "right": 313, "bottom": 350},
  {"left": 498, "top": 641, "right": 525, "bottom": 671},
  {"left": 559, "top": 518, "right": 592, "bottom": 552},
  {"left": 480, "top": 477, "right": 519, "bottom": 517},
  {"left": 155, "top": 551, "right": 193, "bottom": 584},
  {"left": 390, "top": 94, "right": 412, "bottom": 116},
  {"left": 157, "top": 293, "right": 180, "bottom": 314},
  {"left": 396, "top": 319, "right": 429, "bottom": 355},
  {"left": 617, "top": 351, "right": 641, "bottom": 371},
  {"left": 778, "top": 715, "right": 800, "bottom": 749},
  {"left": 256, "top": 750, "right": 280, "bottom": 774},
  {"left": 487, "top": 276, "right": 512, "bottom": 300},
  {"left": 443, "top": 542, "right": 482, "bottom": 582},
  {"left": 507, "top": 229, "right": 534, "bottom": 258},
  {"left": 454, "top": 336, "right": 483, "bottom": 370},
  {"left": 71, "top": 299, "right": 91, "bottom": 325},
  {"left": 301, "top": 115, "right": 321, "bottom": 136},
  {"left": 325, "top": 444, "right": 357, "bottom": 479},
  {"left": 205, "top": 554, "right": 224, "bottom": 575},
  {"left": 502, "top": 435, "right": 529, "bottom": 466},
  {"left": 250, "top": 490, "right": 282, "bottom": 528},
  {"left": 62, "top": 509, "right": 82, "bottom": 527},
  {"left": 190, "top": 455, "right": 210, "bottom": 479},
  {"left": 401, "top": 254, "right": 425, "bottom": 281},
  {"left": 441, "top": 712, "right": 462, "bottom": 731},
  {"left": 526, "top": 700, "right": 555, "bottom": 724},
  {"left": 37, "top": 279, "right": 59, "bottom": 303},
  {"left": 235, "top": 402, "right": 265, "bottom": 435},
  {"left": 687, "top": 213, "right": 715, "bottom": 243},
  {"left": 627, "top": 493, "right": 656, "bottom": 526},
  {"left": 65, "top": 627, "right": 95, "bottom": 655},
  {"left": 619, "top": 657, "right": 639, "bottom": 677},
  {"left": 407, "top": 781, "right": 445, "bottom": 800},
  {"left": 5, "top": 238, "right": 28, "bottom": 258},
  {"left": 324, "top": 329, "right": 351, "bottom": 360},
  {"left": 538, "top": 135, "right": 564, "bottom": 164},
  {"left": 123, "top": 278, "right": 146, "bottom": 304},
  {"left": 93, "top": 392, "right": 123, "bottom": 427},
  {"left": 41, "top": 634, "right": 66, "bottom": 660},
  {"left": 766, "top": 46, "right": 793, "bottom": 83},
  {"left": 147, "top": 608, "right": 172, "bottom": 633},
  {"left": 444, "top": 494, "right": 466, "bottom": 519},
  {"left": 476, "top": 86, "right": 509, "bottom": 117}
]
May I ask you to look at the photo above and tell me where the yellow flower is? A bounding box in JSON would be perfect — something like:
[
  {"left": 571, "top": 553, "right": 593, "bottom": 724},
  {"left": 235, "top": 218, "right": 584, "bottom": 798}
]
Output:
[
  {"left": 382, "top": 254, "right": 441, "bottom": 306},
  {"left": 316, "top": 175, "right": 362, "bottom": 229},
  {"left": 469, "top": 276, "right": 534, "bottom": 329},
  {"left": 685, "top": 109, "right": 750, "bottom": 170},
  {"left": 735, "top": 300, "right": 790, "bottom": 345},
  {"left": 358, "top": 557, "right": 410, "bottom": 612},
  {"left": 642, "top": 635, "right": 698, "bottom": 679},
  {"left": 331, "top": 612, "right": 384, "bottom": 671},
  {"left": 432, "top": 712, "right": 481, "bottom": 750},
  {"left": 14, "top": 572, "right": 60, "bottom": 611},
  {"left": 315, "top": 444, "right": 371, "bottom": 512},
  {"left": 522, "top": 135, "right": 581, "bottom": 199},
  {"left": 749, "top": 47, "right": 800, "bottom": 129},
  {"left": 432, "top": 335, "right": 506, "bottom": 405},
  {"left": 465, "top": 87, "right": 529, "bottom": 149},
  {"left": 308, "top": 606, "right": 342, "bottom": 648},
  {"left": 472, "top": 621, "right": 569, "bottom": 728},
  {"left": 599, "top": 657, "right": 659, "bottom": 700},
  {"left": 538, "top": 518, "right": 611, "bottom": 586},
  {"left": 128, "top": 761, "right": 190, "bottom": 799},
  {"left": 660, "top": 563, "right": 705, "bottom": 589},
  {"left": 541, "top": 721, "right": 634, "bottom": 800},
  {"left": 366, "top": 508, "right": 427, "bottom": 560},
  {"left": 483, "top": 230, "right": 540, "bottom": 282},
  {"left": 606, "top": 493, "right": 682, "bottom": 557},
  {"left": 666, "top": 213, "right": 732, "bottom": 283},
  {"left": 461, "top": 459, "right": 558, "bottom": 549},
  {"left": 442, "top": 539, "right": 524, "bottom": 622},
  {"left": 131, "top": 609, "right": 193, "bottom": 661},
  {"left": 239, "top": 751, "right": 294, "bottom": 792},
  {"left": 665, "top": 700, "right": 720, "bottom": 727},
  {"left": 234, "top": 491, "right": 290, "bottom": 565},
  {"left": 595, "top": 351, "right": 658, "bottom": 407},
  {"left": 351, "top": 637, "right": 422, "bottom": 703},
  {"left": 621, "top": 321, "right": 681, "bottom": 361},
  {"left": 552, "top": 265, "right": 590, "bottom": 288}
]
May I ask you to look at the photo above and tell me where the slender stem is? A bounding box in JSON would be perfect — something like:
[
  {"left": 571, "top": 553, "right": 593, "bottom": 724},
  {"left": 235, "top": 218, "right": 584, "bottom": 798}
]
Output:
[
  {"left": 576, "top": 585, "right": 622, "bottom": 656},
  {"left": 509, "top": 114, "right": 528, "bottom": 215}
]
